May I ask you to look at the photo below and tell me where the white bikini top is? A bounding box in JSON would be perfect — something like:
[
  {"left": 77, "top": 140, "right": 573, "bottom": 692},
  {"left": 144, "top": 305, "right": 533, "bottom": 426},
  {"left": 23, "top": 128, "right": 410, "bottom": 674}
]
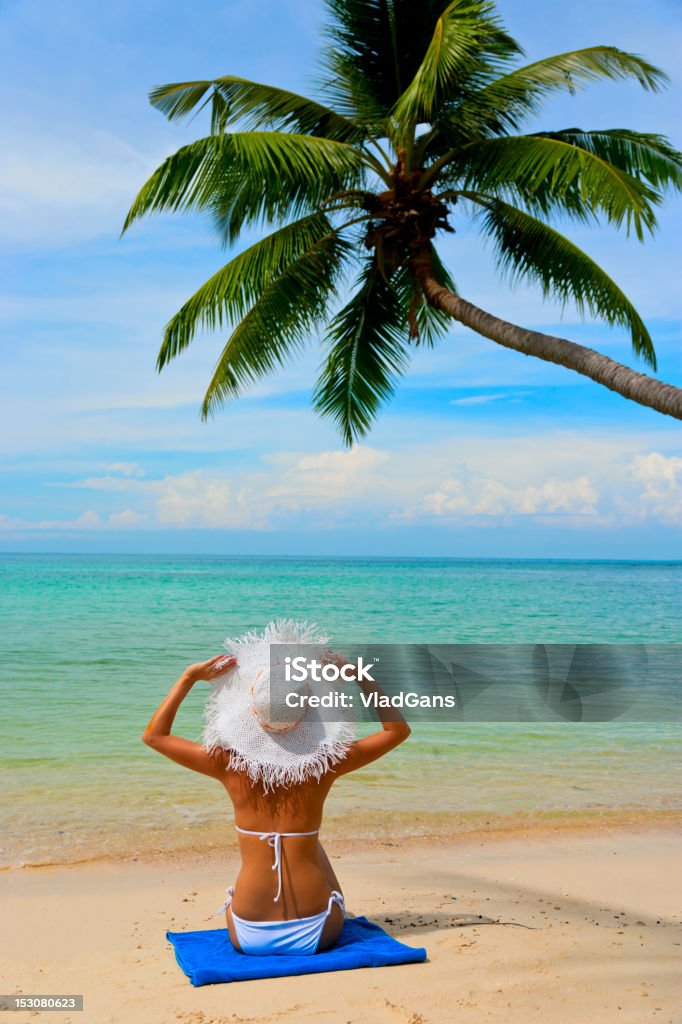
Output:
[{"left": 235, "top": 826, "right": 320, "bottom": 903}]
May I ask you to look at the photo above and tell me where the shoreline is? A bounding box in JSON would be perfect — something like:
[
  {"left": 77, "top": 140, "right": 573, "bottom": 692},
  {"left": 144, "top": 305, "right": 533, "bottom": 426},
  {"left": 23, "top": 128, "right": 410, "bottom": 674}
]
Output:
[{"left": 4, "top": 807, "right": 680, "bottom": 872}]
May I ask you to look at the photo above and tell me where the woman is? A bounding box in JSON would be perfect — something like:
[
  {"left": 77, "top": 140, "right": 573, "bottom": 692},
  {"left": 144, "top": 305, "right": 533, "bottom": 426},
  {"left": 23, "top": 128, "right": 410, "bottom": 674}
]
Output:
[{"left": 142, "top": 621, "right": 410, "bottom": 956}]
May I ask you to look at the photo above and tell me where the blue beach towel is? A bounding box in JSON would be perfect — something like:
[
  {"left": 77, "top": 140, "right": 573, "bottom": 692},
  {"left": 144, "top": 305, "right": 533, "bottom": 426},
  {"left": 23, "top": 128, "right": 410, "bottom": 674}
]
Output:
[{"left": 166, "top": 916, "right": 427, "bottom": 986}]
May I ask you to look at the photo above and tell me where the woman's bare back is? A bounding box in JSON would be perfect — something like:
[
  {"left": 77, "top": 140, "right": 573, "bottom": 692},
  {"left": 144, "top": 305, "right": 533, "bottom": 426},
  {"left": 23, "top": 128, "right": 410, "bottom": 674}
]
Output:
[{"left": 219, "top": 768, "right": 344, "bottom": 949}]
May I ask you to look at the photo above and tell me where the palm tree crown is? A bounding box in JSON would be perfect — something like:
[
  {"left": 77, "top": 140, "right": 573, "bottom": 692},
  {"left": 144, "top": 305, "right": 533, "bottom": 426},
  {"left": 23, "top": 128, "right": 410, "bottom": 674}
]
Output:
[{"left": 123, "top": 0, "right": 682, "bottom": 441}]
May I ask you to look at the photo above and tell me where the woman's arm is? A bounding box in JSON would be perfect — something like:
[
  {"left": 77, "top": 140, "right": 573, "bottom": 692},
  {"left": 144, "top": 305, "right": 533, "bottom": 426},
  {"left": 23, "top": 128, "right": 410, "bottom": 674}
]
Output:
[
  {"left": 325, "top": 652, "right": 411, "bottom": 776},
  {"left": 142, "top": 655, "right": 236, "bottom": 778}
]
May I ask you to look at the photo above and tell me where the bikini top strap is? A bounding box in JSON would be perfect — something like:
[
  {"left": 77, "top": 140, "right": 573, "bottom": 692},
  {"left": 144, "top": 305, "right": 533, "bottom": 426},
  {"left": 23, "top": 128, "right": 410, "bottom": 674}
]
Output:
[
  {"left": 235, "top": 827, "right": 320, "bottom": 837},
  {"left": 234, "top": 827, "right": 320, "bottom": 902}
]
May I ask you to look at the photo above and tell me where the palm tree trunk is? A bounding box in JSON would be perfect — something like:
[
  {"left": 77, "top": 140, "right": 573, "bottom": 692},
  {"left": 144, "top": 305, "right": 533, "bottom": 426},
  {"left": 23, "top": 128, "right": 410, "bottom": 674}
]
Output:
[{"left": 411, "top": 248, "right": 682, "bottom": 420}]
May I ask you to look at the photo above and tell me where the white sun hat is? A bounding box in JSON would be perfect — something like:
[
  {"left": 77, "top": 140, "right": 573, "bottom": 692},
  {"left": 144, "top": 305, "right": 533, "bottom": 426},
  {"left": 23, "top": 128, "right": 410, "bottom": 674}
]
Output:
[{"left": 202, "top": 619, "right": 356, "bottom": 791}]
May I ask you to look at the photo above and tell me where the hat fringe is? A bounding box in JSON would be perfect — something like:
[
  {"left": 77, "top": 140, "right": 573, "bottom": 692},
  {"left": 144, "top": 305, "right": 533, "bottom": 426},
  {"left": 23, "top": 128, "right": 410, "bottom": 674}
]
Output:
[
  {"left": 223, "top": 618, "right": 330, "bottom": 655},
  {"left": 204, "top": 732, "right": 354, "bottom": 794}
]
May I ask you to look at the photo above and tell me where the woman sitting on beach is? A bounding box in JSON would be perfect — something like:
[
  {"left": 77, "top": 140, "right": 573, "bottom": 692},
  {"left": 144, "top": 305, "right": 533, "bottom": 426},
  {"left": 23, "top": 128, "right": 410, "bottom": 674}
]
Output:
[{"left": 142, "top": 621, "right": 410, "bottom": 957}]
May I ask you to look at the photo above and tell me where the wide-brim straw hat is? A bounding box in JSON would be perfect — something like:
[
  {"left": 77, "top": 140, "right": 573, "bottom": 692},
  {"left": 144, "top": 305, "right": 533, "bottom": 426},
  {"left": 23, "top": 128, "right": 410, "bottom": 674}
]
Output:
[{"left": 202, "top": 619, "right": 356, "bottom": 791}]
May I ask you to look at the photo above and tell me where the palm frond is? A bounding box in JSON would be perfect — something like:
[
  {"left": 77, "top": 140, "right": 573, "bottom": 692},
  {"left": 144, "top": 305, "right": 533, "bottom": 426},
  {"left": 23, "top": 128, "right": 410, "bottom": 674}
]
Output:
[
  {"left": 391, "top": 0, "right": 519, "bottom": 126},
  {"left": 150, "top": 77, "right": 364, "bottom": 142},
  {"left": 537, "top": 129, "right": 682, "bottom": 191},
  {"left": 465, "top": 192, "right": 655, "bottom": 366},
  {"left": 428, "top": 46, "right": 668, "bottom": 146},
  {"left": 159, "top": 213, "right": 338, "bottom": 369},
  {"left": 313, "top": 255, "right": 410, "bottom": 444},
  {"left": 445, "top": 133, "right": 662, "bottom": 238},
  {"left": 147, "top": 80, "right": 214, "bottom": 120},
  {"left": 122, "top": 132, "right": 366, "bottom": 242},
  {"left": 201, "top": 231, "right": 352, "bottom": 416},
  {"left": 320, "top": 0, "right": 453, "bottom": 122}
]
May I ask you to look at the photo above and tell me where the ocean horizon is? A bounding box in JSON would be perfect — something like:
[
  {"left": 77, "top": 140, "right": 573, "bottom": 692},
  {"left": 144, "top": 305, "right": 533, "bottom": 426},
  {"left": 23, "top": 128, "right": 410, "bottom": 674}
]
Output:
[{"left": 2, "top": 551, "right": 681, "bottom": 561}]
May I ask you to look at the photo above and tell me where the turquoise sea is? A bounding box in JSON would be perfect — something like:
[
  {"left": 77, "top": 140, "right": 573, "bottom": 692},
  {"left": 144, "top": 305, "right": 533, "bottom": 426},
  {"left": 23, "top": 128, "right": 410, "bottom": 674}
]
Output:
[{"left": 0, "top": 554, "right": 680, "bottom": 867}]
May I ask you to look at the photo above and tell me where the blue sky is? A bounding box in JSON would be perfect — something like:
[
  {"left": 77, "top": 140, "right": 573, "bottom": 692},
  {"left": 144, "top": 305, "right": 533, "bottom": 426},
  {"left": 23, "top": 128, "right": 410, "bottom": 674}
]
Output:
[{"left": 1, "top": 0, "right": 681, "bottom": 558}]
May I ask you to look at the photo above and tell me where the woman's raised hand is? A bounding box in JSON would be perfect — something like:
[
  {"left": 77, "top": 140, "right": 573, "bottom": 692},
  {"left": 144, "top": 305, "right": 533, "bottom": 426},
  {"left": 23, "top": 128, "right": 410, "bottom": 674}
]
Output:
[
  {"left": 184, "top": 654, "right": 237, "bottom": 683},
  {"left": 321, "top": 648, "right": 357, "bottom": 680}
]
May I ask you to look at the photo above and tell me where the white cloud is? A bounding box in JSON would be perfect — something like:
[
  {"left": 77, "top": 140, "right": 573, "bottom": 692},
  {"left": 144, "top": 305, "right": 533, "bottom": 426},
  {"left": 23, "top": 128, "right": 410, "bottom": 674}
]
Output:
[
  {"left": 51, "top": 475, "right": 142, "bottom": 492},
  {"left": 266, "top": 446, "right": 391, "bottom": 508},
  {"left": 0, "top": 509, "right": 102, "bottom": 531},
  {"left": 450, "top": 391, "right": 532, "bottom": 406},
  {"left": 102, "top": 462, "right": 146, "bottom": 477},
  {"left": 74, "top": 510, "right": 102, "bottom": 528},
  {"left": 627, "top": 452, "right": 682, "bottom": 524},
  {"left": 0, "top": 507, "right": 148, "bottom": 532},
  {"left": 23, "top": 434, "right": 680, "bottom": 534},
  {"left": 151, "top": 470, "right": 269, "bottom": 529},
  {"left": 410, "top": 474, "right": 598, "bottom": 519},
  {"left": 51, "top": 448, "right": 393, "bottom": 530},
  {"left": 107, "top": 508, "right": 147, "bottom": 527}
]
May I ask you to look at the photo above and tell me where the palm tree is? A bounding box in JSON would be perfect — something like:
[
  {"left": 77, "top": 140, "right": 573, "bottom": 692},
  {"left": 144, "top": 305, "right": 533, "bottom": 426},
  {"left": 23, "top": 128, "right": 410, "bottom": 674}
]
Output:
[{"left": 123, "top": 0, "right": 682, "bottom": 442}]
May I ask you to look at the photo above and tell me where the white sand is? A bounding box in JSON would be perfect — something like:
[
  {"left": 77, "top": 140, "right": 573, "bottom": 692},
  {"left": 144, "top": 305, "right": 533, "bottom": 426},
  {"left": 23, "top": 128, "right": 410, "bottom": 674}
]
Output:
[{"left": 1, "top": 825, "right": 680, "bottom": 1024}]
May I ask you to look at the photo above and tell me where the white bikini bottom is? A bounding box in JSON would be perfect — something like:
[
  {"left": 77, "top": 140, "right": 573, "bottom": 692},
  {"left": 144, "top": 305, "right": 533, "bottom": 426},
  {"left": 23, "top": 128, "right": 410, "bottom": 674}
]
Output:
[
  {"left": 215, "top": 826, "right": 345, "bottom": 955},
  {"left": 223, "top": 887, "right": 345, "bottom": 956}
]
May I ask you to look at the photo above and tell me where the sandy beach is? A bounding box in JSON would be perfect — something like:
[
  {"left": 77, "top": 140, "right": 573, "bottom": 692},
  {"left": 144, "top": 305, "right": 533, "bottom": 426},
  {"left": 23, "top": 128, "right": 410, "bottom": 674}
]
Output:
[{"left": 1, "top": 823, "right": 680, "bottom": 1024}]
